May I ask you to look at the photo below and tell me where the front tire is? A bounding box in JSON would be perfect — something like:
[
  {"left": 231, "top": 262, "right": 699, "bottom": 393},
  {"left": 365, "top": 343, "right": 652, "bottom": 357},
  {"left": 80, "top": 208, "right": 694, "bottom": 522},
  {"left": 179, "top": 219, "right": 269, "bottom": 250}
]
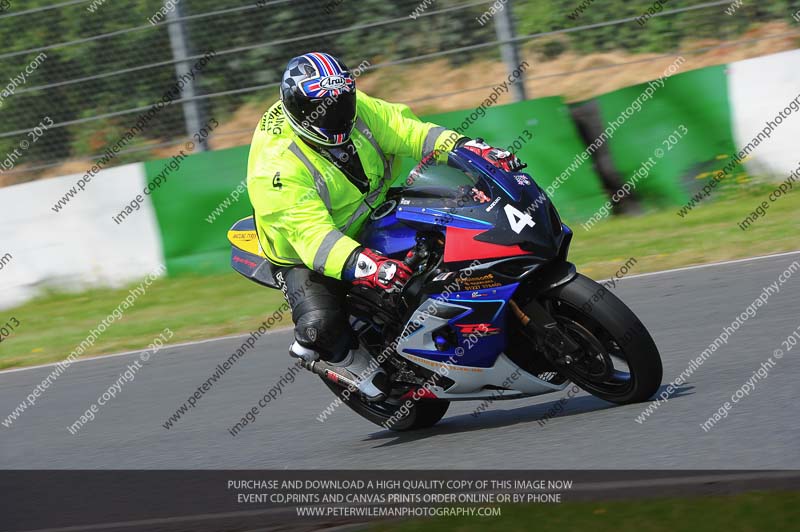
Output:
[
  {"left": 539, "top": 274, "right": 662, "bottom": 404},
  {"left": 321, "top": 379, "right": 450, "bottom": 431}
]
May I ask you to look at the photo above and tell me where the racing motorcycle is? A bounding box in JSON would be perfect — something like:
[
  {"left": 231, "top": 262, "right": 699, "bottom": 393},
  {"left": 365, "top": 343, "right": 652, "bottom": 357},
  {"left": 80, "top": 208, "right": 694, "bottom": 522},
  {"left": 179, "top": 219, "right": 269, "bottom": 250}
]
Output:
[{"left": 228, "top": 148, "right": 662, "bottom": 430}]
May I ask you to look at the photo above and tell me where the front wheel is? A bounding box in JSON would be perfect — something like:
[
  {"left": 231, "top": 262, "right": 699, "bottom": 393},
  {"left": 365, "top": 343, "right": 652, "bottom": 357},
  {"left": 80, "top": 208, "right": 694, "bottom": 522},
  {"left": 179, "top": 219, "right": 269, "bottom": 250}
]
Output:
[
  {"left": 538, "top": 273, "right": 662, "bottom": 404},
  {"left": 321, "top": 379, "right": 450, "bottom": 431}
]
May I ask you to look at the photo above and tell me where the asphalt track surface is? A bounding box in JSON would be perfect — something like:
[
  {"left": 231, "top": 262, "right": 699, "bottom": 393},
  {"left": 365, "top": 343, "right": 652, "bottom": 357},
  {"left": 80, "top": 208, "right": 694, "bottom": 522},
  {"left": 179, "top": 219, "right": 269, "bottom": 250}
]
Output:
[{"left": 2, "top": 252, "right": 799, "bottom": 470}]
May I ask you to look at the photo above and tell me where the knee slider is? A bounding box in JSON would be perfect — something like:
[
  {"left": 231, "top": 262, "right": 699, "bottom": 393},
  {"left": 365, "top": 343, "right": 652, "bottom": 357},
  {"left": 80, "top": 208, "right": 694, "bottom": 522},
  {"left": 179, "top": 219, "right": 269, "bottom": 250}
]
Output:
[{"left": 295, "top": 309, "right": 351, "bottom": 362}]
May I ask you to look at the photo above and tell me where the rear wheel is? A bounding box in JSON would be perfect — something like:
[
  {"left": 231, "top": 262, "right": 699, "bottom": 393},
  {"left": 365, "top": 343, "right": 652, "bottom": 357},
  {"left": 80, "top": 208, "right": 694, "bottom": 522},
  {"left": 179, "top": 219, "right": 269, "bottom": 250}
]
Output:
[
  {"left": 321, "top": 379, "right": 450, "bottom": 431},
  {"left": 534, "top": 274, "right": 662, "bottom": 404}
]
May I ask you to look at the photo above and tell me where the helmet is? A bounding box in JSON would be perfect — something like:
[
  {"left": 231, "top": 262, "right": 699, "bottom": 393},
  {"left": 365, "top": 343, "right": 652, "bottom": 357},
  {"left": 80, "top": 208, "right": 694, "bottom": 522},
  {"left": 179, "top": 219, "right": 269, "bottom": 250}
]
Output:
[{"left": 280, "top": 52, "right": 357, "bottom": 147}]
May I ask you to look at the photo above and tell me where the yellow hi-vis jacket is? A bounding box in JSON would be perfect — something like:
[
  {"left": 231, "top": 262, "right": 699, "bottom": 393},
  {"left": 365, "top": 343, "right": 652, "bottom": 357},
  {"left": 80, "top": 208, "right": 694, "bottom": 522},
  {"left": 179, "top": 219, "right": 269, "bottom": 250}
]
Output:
[{"left": 246, "top": 91, "right": 461, "bottom": 279}]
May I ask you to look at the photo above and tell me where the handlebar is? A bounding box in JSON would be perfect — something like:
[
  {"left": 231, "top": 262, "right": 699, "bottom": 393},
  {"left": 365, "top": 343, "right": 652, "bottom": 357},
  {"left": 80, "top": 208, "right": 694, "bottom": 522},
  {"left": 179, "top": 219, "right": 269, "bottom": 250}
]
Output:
[{"left": 404, "top": 250, "right": 427, "bottom": 270}]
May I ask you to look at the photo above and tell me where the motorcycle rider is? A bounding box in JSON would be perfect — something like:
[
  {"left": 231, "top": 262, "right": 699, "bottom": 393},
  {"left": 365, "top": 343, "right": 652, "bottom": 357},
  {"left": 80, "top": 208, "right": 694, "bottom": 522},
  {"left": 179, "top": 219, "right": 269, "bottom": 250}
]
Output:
[{"left": 247, "top": 52, "right": 523, "bottom": 401}]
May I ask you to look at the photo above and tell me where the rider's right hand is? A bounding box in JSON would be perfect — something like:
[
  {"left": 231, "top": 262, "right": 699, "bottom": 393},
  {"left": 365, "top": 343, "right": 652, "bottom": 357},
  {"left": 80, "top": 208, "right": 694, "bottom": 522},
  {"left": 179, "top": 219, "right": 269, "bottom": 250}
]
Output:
[
  {"left": 344, "top": 248, "right": 413, "bottom": 294},
  {"left": 462, "top": 138, "right": 525, "bottom": 172}
]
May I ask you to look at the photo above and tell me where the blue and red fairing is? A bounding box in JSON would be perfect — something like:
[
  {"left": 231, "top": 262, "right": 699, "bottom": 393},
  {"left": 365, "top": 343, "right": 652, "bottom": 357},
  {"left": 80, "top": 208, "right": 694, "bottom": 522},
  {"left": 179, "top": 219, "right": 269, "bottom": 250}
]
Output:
[{"left": 402, "top": 283, "right": 519, "bottom": 368}]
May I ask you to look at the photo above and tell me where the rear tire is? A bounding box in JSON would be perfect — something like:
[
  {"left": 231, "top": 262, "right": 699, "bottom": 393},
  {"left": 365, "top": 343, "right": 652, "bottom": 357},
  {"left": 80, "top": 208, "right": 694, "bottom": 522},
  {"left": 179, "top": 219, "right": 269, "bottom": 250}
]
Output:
[
  {"left": 321, "top": 379, "right": 450, "bottom": 431},
  {"left": 540, "top": 274, "right": 662, "bottom": 404}
]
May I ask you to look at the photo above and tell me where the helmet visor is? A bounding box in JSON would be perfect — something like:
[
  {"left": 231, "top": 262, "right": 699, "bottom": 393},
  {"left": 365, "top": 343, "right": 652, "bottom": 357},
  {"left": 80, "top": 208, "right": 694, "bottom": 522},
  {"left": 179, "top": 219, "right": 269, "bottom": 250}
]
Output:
[{"left": 300, "top": 90, "right": 356, "bottom": 133}]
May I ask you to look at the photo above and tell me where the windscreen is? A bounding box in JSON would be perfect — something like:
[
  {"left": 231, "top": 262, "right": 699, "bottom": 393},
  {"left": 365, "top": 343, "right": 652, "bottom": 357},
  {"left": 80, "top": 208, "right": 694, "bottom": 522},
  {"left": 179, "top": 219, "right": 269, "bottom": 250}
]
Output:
[{"left": 403, "top": 154, "right": 490, "bottom": 202}]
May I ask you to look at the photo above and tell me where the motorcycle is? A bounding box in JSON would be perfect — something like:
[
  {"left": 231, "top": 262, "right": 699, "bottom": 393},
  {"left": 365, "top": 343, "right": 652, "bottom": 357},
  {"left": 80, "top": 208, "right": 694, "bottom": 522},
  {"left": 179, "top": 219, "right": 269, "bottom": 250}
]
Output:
[{"left": 228, "top": 147, "right": 663, "bottom": 430}]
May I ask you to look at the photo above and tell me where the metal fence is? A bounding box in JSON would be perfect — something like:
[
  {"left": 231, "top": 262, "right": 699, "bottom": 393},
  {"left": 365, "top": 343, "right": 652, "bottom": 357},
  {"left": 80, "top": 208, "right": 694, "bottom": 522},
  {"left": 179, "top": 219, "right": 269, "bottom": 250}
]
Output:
[{"left": 0, "top": 0, "right": 797, "bottom": 182}]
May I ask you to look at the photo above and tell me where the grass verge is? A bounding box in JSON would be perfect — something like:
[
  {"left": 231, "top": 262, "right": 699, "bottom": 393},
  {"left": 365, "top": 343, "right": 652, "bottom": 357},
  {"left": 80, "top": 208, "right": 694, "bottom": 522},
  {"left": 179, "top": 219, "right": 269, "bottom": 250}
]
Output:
[
  {"left": 1, "top": 185, "right": 797, "bottom": 369},
  {"left": 368, "top": 490, "right": 799, "bottom": 532}
]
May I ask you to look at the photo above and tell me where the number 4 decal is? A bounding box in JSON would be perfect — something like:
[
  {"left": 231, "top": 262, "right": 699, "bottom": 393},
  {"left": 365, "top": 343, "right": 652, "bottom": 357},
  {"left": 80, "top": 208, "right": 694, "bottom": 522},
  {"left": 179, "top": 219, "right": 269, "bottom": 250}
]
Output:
[{"left": 504, "top": 204, "right": 535, "bottom": 233}]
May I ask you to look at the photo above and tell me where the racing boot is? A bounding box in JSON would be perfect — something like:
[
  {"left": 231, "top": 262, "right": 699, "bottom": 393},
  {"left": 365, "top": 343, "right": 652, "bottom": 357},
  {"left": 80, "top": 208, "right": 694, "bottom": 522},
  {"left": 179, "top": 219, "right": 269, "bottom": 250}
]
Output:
[
  {"left": 292, "top": 342, "right": 388, "bottom": 402},
  {"left": 289, "top": 341, "right": 319, "bottom": 362},
  {"left": 327, "top": 345, "right": 389, "bottom": 402}
]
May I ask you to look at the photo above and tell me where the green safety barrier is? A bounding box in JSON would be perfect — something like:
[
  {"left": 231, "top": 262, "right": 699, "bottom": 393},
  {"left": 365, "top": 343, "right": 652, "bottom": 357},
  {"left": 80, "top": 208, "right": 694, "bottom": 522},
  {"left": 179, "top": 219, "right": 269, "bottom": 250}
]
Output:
[
  {"left": 590, "top": 65, "right": 739, "bottom": 207},
  {"left": 146, "top": 145, "right": 251, "bottom": 275}
]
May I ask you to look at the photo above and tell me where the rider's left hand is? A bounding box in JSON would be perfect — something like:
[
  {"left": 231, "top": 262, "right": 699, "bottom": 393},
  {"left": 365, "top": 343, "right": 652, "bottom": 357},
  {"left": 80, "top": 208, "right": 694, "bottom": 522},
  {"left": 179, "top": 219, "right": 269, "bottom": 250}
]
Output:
[{"left": 462, "top": 138, "right": 526, "bottom": 172}]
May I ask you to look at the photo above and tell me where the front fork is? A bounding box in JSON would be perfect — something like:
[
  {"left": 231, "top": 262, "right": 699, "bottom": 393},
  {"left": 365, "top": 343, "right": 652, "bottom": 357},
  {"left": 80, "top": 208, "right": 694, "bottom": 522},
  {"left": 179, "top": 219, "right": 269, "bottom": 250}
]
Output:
[
  {"left": 508, "top": 261, "right": 581, "bottom": 367},
  {"left": 509, "top": 298, "right": 582, "bottom": 367}
]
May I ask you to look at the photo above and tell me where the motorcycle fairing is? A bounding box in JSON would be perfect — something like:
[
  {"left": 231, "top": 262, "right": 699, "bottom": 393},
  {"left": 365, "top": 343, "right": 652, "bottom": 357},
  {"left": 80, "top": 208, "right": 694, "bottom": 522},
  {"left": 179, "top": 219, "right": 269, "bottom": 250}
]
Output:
[
  {"left": 404, "top": 351, "right": 569, "bottom": 399},
  {"left": 443, "top": 227, "right": 531, "bottom": 262},
  {"left": 400, "top": 283, "right": 518, "bottom": 368},
  {"left": 395, "top": 280, "right": 568, "bottom": 398},
  {"left": 360, "top": 148, "right": 568, "bottom": 263}
]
